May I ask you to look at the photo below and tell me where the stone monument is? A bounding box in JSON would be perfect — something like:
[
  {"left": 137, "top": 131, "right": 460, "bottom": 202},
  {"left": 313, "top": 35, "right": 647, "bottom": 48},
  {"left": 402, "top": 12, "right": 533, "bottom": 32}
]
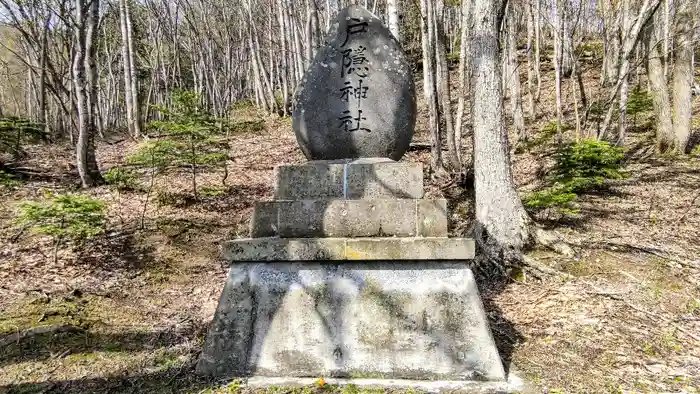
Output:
[
  {"left": 292, "top": 5, "right": 416, "bottom": 161},
  {"left": 197, "top": 5, "right": 519, "bottom": 392}
]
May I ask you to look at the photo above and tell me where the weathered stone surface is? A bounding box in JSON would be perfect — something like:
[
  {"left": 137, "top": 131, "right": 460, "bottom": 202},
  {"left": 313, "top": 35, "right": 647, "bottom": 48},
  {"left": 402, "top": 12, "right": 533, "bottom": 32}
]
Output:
[
  {"left": 274, "top": 163, "right": 345, "bottom": 200},
  {"left": 222, "top": 238, "right": 347, "bottom": 262},
  {"left": 417, "top": 199, "right": 448, "bottom": 237},
  {"left": 274, "top": 161, "right": 423, "bottom": 200},
  {"left": 292, "top": 6, "right": 416, "bottom": 161},
  {"left": 196, "top": 262, "right": 505, "bottom": 381},
  {"left": 345, "top": 238, "right": 474, "bottom": 260},
  {"left": 346, "top": 162, "right": 423, "bottom": 199},
  {"left": 249, "top": 202, "right": 279, "bottom": 238},
  {"left": 222, "top": 238, "right": 475, "bottom": 262},
  {"left": 251, "top": 199, "right": 447, "bottom": 238}
]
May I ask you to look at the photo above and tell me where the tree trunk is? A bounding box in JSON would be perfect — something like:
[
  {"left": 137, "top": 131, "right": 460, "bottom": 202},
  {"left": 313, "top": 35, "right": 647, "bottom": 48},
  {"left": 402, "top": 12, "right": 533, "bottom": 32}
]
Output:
[
  {"left": 73, "top": 0, "right": 103, "bottom": 187},
  {"left": 471, "top": 0, "right": 530, "bottom": 263},
  {"left": 39, "top": 12, "right": 50, "bottom": 135},
  {"left": 454, "top": 0, "right": 472, "bottom": 165},
  {"left": 671, "top": 0, "right": 694, "bottom": 154},
  {"left": 279, "top": 0, "right": 290, "bottom": 116},
  {"left": 526, "top": 0, "right": 536, "bottom": 118},
  {"left": 533, "top": 0, "right": 542, "bottom": 101},
  {"left": 419, "top": 0, "right": 442, "bottom": 171},
  {"left": 507, "top": 6, "right": 525, "bottom": 143},
  {"left": 124, "top": 0, "right": 141, "bottom": 137},
  {"left": 119, "top": 0, "right": 135, "bottom": 137},
  {"left": 600, "top": 1, "right": 621, "bottom": 86},
  {"left": 599, "top": 0, "right": 662, "bottom": 140},
  {"left": 646, "top": 11, "right": 674, "bottom": 152},
  {"left": 554, "top": 0, "right": 564, "bottom": 141},
  {"left": 86, "top": 0, "right": 99, "bottom": 138},
  {"left": 306, "top": 5, "right": 314, "bottom": 66},
  {"left": 663, "top": 0, "right": 670, "bottom": 78},
  {"left": 617, "top": 0, "right": 631, "bottom": 145},
  {"left": 387, "top": 0, "right": 400, "bottom": 41},
  {"left": 434, "top": 0, "right": 459, "bottom": 170},
  {"left": 309, "top": 0, "right": 321, "bottom": 56}
]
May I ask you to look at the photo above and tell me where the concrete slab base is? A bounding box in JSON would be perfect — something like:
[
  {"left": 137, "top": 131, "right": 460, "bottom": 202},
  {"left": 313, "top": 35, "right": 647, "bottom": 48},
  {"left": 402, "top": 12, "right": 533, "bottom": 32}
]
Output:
[
  {"left": 197, "top": 262, "right": 504, "bottom": 382},
  {"left": 235, "top": 375, "right": 530, "bottom": 394}
]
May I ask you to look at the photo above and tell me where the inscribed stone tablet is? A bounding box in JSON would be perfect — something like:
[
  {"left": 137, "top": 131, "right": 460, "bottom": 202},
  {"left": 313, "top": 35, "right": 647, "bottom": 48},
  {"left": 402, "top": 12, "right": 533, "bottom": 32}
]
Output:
[{"left": 292, "top": 5, "right": 416, "bottom": 161}]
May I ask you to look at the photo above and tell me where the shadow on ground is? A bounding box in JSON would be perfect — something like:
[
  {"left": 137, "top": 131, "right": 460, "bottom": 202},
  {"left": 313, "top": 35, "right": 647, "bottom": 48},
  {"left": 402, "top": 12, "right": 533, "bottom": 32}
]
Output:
[
  {"left": 0, "top": 366, "right": 216, "bottom": 394},
  {"left": 0, "top": 324, "right": 204, "bottom": 368}
]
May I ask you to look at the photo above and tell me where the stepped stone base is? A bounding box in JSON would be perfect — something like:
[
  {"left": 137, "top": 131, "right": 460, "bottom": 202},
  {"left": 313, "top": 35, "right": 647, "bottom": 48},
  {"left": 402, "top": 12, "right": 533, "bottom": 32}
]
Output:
[
  {"left": 196, "top": 262, "right": 505, "bottom": 382},
  {"left": 251, "top": 199, "right": 447, "bottom": 238},
  {"left": 274, "top": 159, "right": 423, "bottom": 200},
  {"left": 198, "top": 159, "right": 508, "bottom": 390},
  {"left": 223, "top": 237, "right": 475, "bottom": 262}
]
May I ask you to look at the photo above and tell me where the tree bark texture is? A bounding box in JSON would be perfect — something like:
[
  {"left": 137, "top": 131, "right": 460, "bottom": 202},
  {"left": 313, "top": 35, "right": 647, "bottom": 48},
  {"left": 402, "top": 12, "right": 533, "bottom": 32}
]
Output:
[{"left": 471, "top": 0, "right": 530, "bottom": 262}]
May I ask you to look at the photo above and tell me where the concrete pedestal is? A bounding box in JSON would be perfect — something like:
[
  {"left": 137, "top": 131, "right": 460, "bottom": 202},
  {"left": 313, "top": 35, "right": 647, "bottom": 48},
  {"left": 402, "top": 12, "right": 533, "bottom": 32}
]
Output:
[
  {"left": 198, "top": 160, "right": 512, "bottom": 391},
  {"left": 197, "top": 261, "right": 504, "bottom": 381}
]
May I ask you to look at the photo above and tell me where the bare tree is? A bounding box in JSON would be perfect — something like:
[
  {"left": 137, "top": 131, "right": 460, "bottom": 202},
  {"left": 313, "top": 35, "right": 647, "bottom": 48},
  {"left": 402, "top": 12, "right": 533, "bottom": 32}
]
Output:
[
  {"left": 506, "top": 3, "right": 525, "bottom": 143},
  {"left": 671, "top": 0, "right": 695, "bottom": 154},
  {"left": 599, "top": 0, "right": 661, "bottom": 141},
  {"left": 73, "top": 0, "right": 103, "bottom": 187},
  {"left": 434, "top": 0, "right": 459, "bottom": 170},
  {"left": 471, "top": 0, "right": 530, "bottom": 263},
  {"left": 553, "top": 0, "right": 565, "bottom": 140},
  {"left": 386, "top": 0, "right": 400, "bottom": 41},
  {"left": 645, "top": 9, "right": 674, "bottom": 152},
  {"left": 419, "top": 0, "right": 442, "bottom": 171},
  {"left": 454, "top": 0, "right": 472, "bottom": 165}
]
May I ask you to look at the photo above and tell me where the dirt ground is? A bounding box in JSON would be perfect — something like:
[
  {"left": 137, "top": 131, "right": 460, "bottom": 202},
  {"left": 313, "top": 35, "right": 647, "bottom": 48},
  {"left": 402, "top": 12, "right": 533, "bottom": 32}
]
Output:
[{"left": 1, "top": 62, "right": 700, "bottom": 393}]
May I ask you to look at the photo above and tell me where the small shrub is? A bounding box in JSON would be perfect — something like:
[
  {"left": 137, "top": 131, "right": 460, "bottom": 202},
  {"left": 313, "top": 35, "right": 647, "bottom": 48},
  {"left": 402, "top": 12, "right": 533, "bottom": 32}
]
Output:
[
  {"left": 524, "top": 139, "right": 625, "bottom": 215},
  {"left": 127, "top": 139, "right": 185, "bottom": 170},
  {"left": 552, "top": 139, "right": 625, "bottom": 187},
  {"left": 521, "top": 121, "right": 570, "bottom": 150},
  {"left": 524, "top": 184, "right": 579, "bottom": 215},
  {"left": 16, "top": 193, "right": 106, "bottom": 243},
  {"left": 104, "top": 167, "right": 140, "bottom": 191},
  {"left": 129, "top": 90, "right": 231, "bottom": 199},
  {"left": 588, "top": 101, "right": 609, "bottom": 117},
  {"left": 576, "top": 41, "right": 604, "bottom": 59},
  {"left": 0, "top": 170, "right": 20, "bottom": 190}
]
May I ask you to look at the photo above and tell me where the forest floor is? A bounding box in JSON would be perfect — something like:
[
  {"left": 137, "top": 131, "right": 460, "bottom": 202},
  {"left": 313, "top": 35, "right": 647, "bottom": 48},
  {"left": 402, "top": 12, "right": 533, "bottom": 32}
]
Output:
[{"left": 1, "top": 63, "right": 700, "bottom": 394}]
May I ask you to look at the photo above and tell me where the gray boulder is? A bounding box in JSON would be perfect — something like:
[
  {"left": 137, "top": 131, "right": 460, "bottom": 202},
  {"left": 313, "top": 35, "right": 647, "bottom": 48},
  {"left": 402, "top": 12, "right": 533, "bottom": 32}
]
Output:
[{"left": 292, "top": 5, "right": 416, "bottom": 161}]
